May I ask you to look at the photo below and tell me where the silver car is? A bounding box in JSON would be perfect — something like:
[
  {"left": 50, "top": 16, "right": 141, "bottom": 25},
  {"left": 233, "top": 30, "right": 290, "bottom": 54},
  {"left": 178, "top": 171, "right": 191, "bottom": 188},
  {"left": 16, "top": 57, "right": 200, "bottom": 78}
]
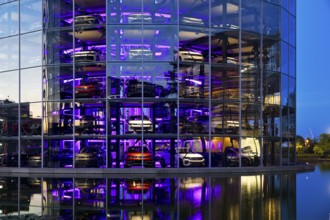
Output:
[
  {"left": 128, "top": 49, "right": 153, "bottom": 60},
  {"left": 74, "top": 14, "right": 104, "bottom": 25},
  {"left": 127, "top": 13, "right": 152, "bottom": 24},
  {"left": 127, "top": 115, "right": 153, "bottom": 133}
]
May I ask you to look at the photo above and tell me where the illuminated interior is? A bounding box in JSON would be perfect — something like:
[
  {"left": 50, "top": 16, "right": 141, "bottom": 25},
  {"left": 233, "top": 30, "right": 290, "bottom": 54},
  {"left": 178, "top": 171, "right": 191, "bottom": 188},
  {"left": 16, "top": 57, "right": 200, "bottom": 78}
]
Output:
[{"left": 0, "top": 0, "right": 296, "bottom": 168}]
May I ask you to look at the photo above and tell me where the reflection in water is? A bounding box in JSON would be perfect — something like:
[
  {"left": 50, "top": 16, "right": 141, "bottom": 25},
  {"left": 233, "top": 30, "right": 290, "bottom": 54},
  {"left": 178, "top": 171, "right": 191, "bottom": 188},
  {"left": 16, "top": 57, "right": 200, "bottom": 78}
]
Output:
[{"left": 0, "top": 174, "right": 296, "bottom": 219}]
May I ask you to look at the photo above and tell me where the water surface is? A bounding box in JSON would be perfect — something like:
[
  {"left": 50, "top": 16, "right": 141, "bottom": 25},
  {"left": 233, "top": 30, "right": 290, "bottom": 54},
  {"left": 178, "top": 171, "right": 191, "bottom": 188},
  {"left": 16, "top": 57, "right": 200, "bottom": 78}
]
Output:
[{"left": 0, "top": 166, "right": 325, "bottom": 219}]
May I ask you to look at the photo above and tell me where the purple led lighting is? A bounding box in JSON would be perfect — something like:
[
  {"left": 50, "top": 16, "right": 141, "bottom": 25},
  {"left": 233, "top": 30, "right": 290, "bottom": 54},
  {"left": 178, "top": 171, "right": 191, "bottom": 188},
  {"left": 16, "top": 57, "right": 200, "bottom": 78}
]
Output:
[
  {"left": 155, "top": 45, "right": 171, "bottom": 49},
  {"left": 63, "top": 78, "right": 82, "bottom": 83},
  {"left": 122, "top": 12, "right": 151, "bottom": 16},
  {"left": 155, "top": 52, "right": 162, "bottom": 56},
  {"left": 155, "top": 13, "right": 171, "bottom": 19},
  {"left": 52, "top": 111, "right": 59, "bottom": 116},
  {"left": 155, "top": 30, "right": 159, "bottom": 35},
  {"left": 185, "top": 78, "right": 202, "bottom": 85},
  {"left": 52, "top": 190, "right": 58, "bottom": 197}
]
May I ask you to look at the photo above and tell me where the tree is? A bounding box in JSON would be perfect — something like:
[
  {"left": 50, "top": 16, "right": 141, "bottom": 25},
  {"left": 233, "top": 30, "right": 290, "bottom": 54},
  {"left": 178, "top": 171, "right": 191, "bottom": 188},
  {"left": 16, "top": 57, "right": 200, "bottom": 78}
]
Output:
[
  {"left": 315, "top": 133, "right": 330, "bottom": 154},
  {"left": 313, "top": 146, "right": 324, "bottom": 155},
  {"left": 296, "top": 135, "right": 305, "bottom": 154}
]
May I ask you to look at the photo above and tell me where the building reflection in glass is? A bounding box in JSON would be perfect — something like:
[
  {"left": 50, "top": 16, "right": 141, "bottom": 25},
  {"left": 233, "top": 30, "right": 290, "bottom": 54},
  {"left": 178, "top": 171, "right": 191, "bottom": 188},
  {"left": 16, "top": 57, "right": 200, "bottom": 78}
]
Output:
[{"left": 0, "top": 174, "right": 296, "bottom": 219}]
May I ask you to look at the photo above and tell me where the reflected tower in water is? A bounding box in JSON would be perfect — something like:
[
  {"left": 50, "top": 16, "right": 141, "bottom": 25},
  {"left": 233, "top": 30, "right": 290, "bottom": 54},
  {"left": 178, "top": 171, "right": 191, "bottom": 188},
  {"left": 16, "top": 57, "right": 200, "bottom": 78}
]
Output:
[{"left": 0, "top": 174, "right": 296, "bottom": 219}]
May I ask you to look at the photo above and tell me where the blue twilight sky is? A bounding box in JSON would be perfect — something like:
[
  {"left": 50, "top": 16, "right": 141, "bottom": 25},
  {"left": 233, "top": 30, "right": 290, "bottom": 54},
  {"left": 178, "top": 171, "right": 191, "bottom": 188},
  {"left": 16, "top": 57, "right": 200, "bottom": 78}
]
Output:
[{"left": 296, "top": 1, "right": 330, "bottom": 138}]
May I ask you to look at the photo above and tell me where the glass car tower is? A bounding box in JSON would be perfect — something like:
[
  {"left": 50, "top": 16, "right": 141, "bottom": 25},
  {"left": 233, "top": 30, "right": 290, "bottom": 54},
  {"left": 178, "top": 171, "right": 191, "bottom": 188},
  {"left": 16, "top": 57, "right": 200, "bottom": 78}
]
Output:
[{"left": 0, "top": 0, "right": 296, "bottom": 169}]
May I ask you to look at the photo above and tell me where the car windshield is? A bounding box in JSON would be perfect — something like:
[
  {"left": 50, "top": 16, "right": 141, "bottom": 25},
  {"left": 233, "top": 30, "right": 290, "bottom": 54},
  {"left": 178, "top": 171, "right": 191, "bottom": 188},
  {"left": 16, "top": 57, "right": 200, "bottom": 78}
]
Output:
[
  {"left": 80, "top": 147, "right": 101, "bottom": 154},
  {"left": 177, "top": 148, "right": 194, "bottom": 153},
  {"left": 127, "top": 146, "right": 150, "bottom": 153},
  {"left": 75, "top": 56, "right": 95, "bottom": 61},
  {"left": 129, "top": 116, "right": 149, "bottom": 120}
]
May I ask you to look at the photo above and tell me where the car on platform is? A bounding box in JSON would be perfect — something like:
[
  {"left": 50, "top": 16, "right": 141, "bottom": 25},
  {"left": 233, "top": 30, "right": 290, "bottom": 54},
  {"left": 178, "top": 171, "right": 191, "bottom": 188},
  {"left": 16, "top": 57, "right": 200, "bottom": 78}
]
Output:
[
  {"left": 124, "top": 145, "right": 154, "bottom": 168},
  {"left": 127, "top": 115, "right": 153, "bottom": 133}
]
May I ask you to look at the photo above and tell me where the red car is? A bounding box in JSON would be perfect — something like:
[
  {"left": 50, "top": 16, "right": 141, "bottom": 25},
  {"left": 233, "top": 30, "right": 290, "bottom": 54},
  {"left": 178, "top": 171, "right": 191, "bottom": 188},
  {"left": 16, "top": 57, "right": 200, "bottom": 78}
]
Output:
[
  {"left": 124, "top": 146, "right": 154, "bottom": 168},
  {"left": 75, "top": 83, "right": 104, "bottom": 98},
  {"left": 75, "top": 84, "right": 97, "bottom": 98}
]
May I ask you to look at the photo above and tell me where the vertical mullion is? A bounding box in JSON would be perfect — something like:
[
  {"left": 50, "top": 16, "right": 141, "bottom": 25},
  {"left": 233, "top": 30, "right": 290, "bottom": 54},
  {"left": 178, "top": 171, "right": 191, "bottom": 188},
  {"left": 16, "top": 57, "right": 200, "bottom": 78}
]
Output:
[
  {"left": 238, "top": 0, "right": 242, "bottom": 167},
  {"left": 18, "top": 0, "right": 21, "bottom": 168}
]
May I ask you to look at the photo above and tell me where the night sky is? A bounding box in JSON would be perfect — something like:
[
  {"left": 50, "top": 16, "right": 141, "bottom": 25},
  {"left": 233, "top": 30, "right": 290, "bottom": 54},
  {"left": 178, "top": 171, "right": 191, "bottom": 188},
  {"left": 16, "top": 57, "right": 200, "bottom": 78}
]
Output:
[{"left": 296, "top": 0, "right": 330, "bottom": 138}]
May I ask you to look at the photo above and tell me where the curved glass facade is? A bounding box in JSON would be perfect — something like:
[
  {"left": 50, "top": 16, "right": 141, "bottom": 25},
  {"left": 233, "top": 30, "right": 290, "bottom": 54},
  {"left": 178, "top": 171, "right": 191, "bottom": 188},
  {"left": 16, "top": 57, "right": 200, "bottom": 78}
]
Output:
[{"left": 0, "top": 0, "right": 296, "bottom": 169}]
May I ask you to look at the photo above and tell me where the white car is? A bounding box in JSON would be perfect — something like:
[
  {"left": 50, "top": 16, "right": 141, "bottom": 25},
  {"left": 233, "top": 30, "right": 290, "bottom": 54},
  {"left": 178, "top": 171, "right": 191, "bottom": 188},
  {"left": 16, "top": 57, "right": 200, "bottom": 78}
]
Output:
[
  {"left": 73, "top": 50, "right": 102, "bottom": 62},
  {"left": 127, "top": 13, "right": 152, "bottom": 24},
  {"left": 74, "top": 14, "right": 104, "bottom": 25},
  {"left": 175, "top": 50, "right": 204, "bottom": 62},
  {"left": 127, "top": 115, "right": 153, "bottom": 133},
  {"left": 159, "top": 146, "right": 205, "bottom": 168},
  {"left": 128, "top": 48, "right": 153, "bottom": 60},
  {"left": 181, "top": 17, "right": 204, "bottom": 26}
]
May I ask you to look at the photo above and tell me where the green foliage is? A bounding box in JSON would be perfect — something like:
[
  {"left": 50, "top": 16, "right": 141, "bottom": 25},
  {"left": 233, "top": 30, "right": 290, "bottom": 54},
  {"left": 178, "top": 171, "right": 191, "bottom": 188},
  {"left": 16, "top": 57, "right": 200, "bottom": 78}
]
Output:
[
  {"left": 296, "top": 135, "right": 305, "bottom": 146},
  {"left": 317, "top": 133, "right": 330, "bottom": 152},
  {"left": 296, "top": 143, "right": 304, "bottom": 155},
  {"left": 313, "top": 146, "right": 324, "bottom": 155}
]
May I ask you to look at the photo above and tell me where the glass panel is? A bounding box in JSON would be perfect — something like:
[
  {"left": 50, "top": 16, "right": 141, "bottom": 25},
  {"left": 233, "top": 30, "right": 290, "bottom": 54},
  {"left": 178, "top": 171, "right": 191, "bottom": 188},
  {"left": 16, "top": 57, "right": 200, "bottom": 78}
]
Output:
[
  {"left": 289, "top": 77, "right": 295, "bottom": 108},
  {"left": 45, "top": 139, "right": 73, "bottom": 168},
  {"left": 44, "top": 0, "right": 73, "bottom": 28},
  {"left": 263, "top": 2, "right": 280, "bottom": 39},
  {"left": 281, "top": 137, "right": 289, "bottom": 165},
  {"left": 0, "top": 102, "right": 19, "bottom": 137},
  {"left": 289, "top": 0, "right": 296, "bottom": 16},
  {"left": 0, "top": 36, "right": 19, "bottom": 72},
  {"left": 44, "top": 101, "right": 74, "bottom": 136},
  {"left": 281, "top": 106, "right": 289, "bottom": 137},
  {"left": 1, "top": 140, "right": 18, "bottom": 167},
  {"left": 45, "top": 29, "right": 74, "bottom": 65},
  {"left": 20, "top": 31, "right": 42, "bottom": 68},
  {"left": 20, "top": 0, "right": 42, "bottom": 33},
  {"left": 211, "top": 103, "right": 239, "bottom": 136},
  {"left": 211, "top": 1, "right": 239, "bottom": 29},
  {"left": 263, "top": 138, "right": 280, "bottom": 166},
  {"left": 289, "top": 15, "right": 295, "bottom": 47},
  {"left": 281, "top": 9, "right": 288, "bottom": 43},
  {"left": 179, "top": 0, "right": 208, "bottom": 27},
  {"left": 281, "top": 0, "right": 289, "bottom": 10},
  {"left": 281, "top": 74, "right": 288, "bottom": 106},
  {"left": 74, "top": 100, "right": 106, "bottom": 136},
  {"left": 21, "top": 67, "right": 42, "bottom": 103},
  {"left": 289, "top": 46, "right": 295, "bottom": 78},
  {"left": 75, "top": 138, "right": 106, "bottom": 168},
  {"left": 281, "top": 41, "right": 288, "bottom": 74},
  {"left": 21, "top": 102, "right": 42, "bottom": 136},
  {"left": 0, "top": 70, "right": 19, "bottom": 103},
  {"left": 241, "top": 0, "right": 261, "bottom": 33},
  {"left": 289, "top": 108, "right": 295, "bottom": 163},
  {"left": 45, "top": 66, "right": 73, "bottom": 101},
  {"left": 21, "top": 139, "right": 42, "bottom": 167},
  {"left": 263, "top": 41, "right": 280, "bottom": 73},
  {"left": 0, "top": 1, "right": 18, "bottom": 38}
]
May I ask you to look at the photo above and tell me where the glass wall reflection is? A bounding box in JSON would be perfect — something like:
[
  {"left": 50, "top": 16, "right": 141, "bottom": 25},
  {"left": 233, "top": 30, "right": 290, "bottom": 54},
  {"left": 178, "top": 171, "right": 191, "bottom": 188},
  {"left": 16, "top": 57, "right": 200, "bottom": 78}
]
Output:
[
  {"left": 0, "top": 0, "right": 296, "bottom": 168},
  {"left": 0, "top": 174, "right": 296, "bottom": 219}
]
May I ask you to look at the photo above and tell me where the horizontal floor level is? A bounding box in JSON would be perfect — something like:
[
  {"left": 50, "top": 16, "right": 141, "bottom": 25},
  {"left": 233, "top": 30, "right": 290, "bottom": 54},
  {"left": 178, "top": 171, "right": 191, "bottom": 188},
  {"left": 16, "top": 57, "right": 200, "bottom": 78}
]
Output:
[{"left": 0, "top": 164, "right": 314, "bottom": 178}]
